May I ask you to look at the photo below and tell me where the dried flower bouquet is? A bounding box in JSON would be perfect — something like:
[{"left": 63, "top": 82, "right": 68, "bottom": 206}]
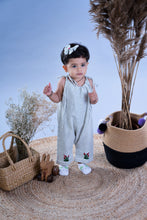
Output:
[{"left": 6, "top": 89, "right": 57, "bottom": 160}]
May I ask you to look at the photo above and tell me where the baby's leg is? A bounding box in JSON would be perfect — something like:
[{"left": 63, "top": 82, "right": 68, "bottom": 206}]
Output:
[
  {"left": 74, "top": 128, "right": 93, "bottom": 164},
  {"left": 56, "top": 127, "right": 75, "bottom": 167},
  {"left": 57, "top": 130, "right": 75, "bottom": 176},
  {"left": 75, "top": 134, "right": 93, "bottom": 175}
]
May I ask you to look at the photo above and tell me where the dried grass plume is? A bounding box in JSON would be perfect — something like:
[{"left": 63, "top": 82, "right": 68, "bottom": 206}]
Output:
[{"left": 89, "top": 0, "right": 147, "bottom": 129}]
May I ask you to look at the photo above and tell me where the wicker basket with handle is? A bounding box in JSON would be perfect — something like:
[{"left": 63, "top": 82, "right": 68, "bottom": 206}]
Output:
[{"left": 0, "top": 132, "right": 40, "bottom": 191}]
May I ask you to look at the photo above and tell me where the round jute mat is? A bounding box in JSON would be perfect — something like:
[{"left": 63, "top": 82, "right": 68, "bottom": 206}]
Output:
[{"left": 0, "top": 135, "right": 147, "bottom": 220}]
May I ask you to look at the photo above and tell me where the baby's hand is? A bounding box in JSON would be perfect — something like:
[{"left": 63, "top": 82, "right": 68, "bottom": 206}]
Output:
[
  {"left": 43, "top": 83, "right": 52, "bottom": 96},
  {"left": 88, "top": 86, "right": 98, "bottom": 104}
]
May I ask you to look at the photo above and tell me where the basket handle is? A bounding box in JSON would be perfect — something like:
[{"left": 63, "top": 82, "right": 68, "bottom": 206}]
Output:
[
  {"left": 0, "top": 131, "right": 14, "bottom": 151},
  {"left": 0, "top": 131, "right": 13, "bottom": 141},
  {"left": 2, "top": 133, "right": 33, "bottom": 168}
]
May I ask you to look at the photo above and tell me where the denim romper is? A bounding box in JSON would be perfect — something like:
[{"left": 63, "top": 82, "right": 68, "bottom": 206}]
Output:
[{"left": 56, "top": 75, "right": 93, "bottom": 166}]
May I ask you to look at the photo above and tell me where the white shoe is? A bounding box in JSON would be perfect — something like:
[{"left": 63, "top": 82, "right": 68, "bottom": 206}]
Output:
[
  {"left": 78, "top": 163, "right": 92, "bottom": 175},
  {"left": 59, "top": 165, "right": 69, "bottom": 176}
]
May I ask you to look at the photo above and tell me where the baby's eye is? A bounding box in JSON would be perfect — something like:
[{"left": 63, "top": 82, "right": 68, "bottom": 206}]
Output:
[
  {"left": 81, "top": 63, "right": 86, "bottom": 67},
  {"left": 72, "top": 65, "right": 77, "bottom": 68}
]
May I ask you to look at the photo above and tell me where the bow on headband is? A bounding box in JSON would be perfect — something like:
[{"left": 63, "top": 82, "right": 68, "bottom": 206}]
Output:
[{"left": 64, "top": 44, "right": 79, "bottom": 55}]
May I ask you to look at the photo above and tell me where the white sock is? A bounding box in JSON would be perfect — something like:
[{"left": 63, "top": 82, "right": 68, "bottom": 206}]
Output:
[
  {"left": 59, "top": 165, "right": 69, "bottom": 176},
  {"left": 78, "top": 163, "right": 92, "bottom": 175}
]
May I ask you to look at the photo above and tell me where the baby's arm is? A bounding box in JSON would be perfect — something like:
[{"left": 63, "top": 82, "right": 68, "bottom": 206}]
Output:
[
  {"left": 88, "top": 79, "right": 98, "bottom": 104},
  {"left": 43, "top": 77, "right": 65, "bottom": 103}
]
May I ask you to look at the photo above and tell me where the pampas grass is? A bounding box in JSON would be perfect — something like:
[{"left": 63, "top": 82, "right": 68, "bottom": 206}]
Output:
[{"left": 89, "top": 0, "right": 147, "bottom": 129}]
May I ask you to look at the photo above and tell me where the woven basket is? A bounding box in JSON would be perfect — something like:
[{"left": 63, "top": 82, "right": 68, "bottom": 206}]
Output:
[
  {"left": 103, "top": 111, "right": 147, "bottom": 168},
  {"left": 0, "top": 132, "right": 40, "bottom": 191}
]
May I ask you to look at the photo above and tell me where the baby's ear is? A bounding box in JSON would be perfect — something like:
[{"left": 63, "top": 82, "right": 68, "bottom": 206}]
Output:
[{"left": 62, "top": 65, "right": 67, "bottom": 72}]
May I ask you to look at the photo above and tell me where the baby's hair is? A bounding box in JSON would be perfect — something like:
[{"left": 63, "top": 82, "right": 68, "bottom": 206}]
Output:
[{"left": 61, "top": 43, "right": 90, "bottom": 65}]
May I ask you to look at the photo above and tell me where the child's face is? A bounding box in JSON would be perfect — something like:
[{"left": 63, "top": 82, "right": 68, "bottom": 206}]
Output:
[{"left": 63, "top": 57, "right": 88, "bottom": 81}]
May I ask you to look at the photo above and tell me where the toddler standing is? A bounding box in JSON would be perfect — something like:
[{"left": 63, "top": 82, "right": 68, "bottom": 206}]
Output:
[{"left": 43, "top": 43, "right": 98, "bottom": 176}]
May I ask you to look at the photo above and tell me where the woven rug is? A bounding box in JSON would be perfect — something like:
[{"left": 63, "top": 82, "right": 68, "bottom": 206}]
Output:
[{"left": 0, "top": 135, "right": 146, "bottom": 220}]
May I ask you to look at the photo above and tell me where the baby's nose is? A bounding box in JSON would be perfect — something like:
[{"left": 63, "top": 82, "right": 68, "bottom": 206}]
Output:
[{"left": 77, "top": 66, "right": 82, "bottom": 71}]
